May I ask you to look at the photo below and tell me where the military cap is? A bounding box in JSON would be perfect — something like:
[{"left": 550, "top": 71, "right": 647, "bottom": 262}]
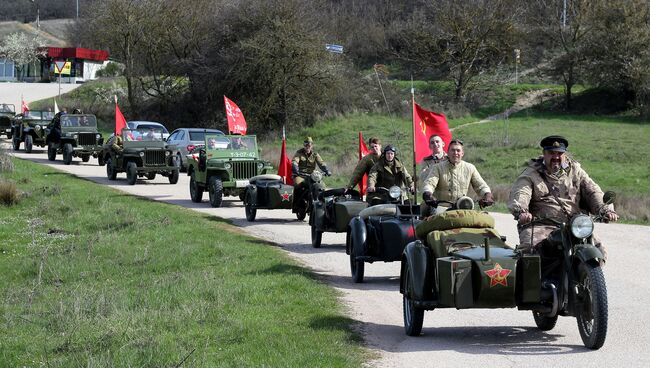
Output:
[
  {"left": 383, "top": 144, "right": 396, "bottom": 153},
  {"left": 304, "top": 136, "right": 313, "bottom": 144},
  {"left": 540, "top": 135, "right": 568, "bottom": 152}
]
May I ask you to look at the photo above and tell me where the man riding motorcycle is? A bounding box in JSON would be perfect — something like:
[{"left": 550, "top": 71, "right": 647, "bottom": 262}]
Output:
[
  {"left": 366, "top": 145, "right": 414, "bottom": 205},
  {"left": 291, "top": 137, "right": 331, "bottom": 213}
]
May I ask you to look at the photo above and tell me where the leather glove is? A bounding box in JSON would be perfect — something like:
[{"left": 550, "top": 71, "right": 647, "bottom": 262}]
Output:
[
  {"left": 291, "top": 163, "right": 299, "bottom": 176},
  {"left": 479, "top": 192, "right": 494, "bottom": 207},
  {"left": 423, "top": 191, "right": 437, "bottom": 206},
  {"left": 322, "top": 167, "right": 332, "bottom": 177}
]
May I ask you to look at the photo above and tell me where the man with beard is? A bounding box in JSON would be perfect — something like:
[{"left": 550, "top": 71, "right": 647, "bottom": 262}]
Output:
[
  {"left": 508, "top": 135, "right": 618, "bottom": 260},
  {"left": 347, "top": 137, "right": 381, "bottom": 191},
  {"left": 366, "top": 145, "right": 414, "bottom": 205},
  {"left": 422, "top": 139, "right": 493, "bottom": 210}
]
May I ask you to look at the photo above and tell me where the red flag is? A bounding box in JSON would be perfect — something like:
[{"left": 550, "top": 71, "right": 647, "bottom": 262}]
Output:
[
  {"left": 413, "top": 102, "right": 452, "bottom": 163},
  {"left": 358, "top": 132, "right": 370, "bottom": 195},
  {"left": 21, "top": 96, "right": 29, "bottom": 114},
  {"left": 114, "top": 96, "right": 127, "bottom": 136},
  {"left": 277, "top": 127, "right": 293, "bottom": 185},
  {"left": 224, "top": 96, "right": 247, "bottom": 135}
]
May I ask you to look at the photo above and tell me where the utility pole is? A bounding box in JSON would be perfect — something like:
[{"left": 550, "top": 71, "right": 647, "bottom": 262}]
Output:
[
  {"left": 563, "top": 0, "right": 567, "bottom": 27},
  {"left": 76, "top": 0, "right": 79, "bottom": 19},
  {"left": 30, "top": 0, "right": 40, "bottom": 29}
]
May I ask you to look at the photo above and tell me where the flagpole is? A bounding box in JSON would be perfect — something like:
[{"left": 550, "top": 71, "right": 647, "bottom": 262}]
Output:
[{"left": 411, "top": 75, "right": 418, "bottom": 206}]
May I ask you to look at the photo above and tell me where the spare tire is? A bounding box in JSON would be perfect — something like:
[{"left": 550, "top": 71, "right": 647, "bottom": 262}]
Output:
[{"left": 416, "top": 210, "right": 495, "bottom": 239}]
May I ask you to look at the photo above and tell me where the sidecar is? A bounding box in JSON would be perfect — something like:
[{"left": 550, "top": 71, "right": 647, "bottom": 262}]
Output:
[
  {"left": 346, "top": 202, "right": 421, "bottom": 283},
  {"left": 309, "top": 188, "right": 368, "bottom": 248},
  {"left": 400, "top": 209, "right": 545, "bottom": 336},
  {"left": 243, "top": 174, "right": 294, "bottom": 221}
]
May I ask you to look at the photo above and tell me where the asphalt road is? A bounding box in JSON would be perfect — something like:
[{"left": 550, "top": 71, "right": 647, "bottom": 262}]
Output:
[
  {"left": 4, "top": 144, "right": 650, "bottom": 368},
  {"left": 0, "top": 82, "right": 81, "bottom": 109}
]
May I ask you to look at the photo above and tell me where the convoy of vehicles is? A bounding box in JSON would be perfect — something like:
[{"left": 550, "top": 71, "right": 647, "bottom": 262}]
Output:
[{"left": 11, "top": 110, "right": 55, "bottom": 152}]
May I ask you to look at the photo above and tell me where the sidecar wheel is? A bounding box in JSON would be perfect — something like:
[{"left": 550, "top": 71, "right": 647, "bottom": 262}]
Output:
[
  {"left": 533, "top": 311, "right": 558, "bottom": 331},
  {"left": 576, "top": 263, "right": 608, "bottom": 350},
  {"left": 403, "top": 262, "right": 424, "bottom": 336},
  {"left": 311, "top": 224, "right": 322, "bottom": 248},
  {"left": 245, "top": 203, "right": 257, "bottom": 222},
  {"left": 63, "top": 143, "right": 73, "bottom": 165}
]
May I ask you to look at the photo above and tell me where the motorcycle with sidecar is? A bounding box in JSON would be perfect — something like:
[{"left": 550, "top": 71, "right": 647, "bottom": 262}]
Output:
[
  {"left": 243, "top": 174, "right": 294, "bottom": 221},
  {"left": 309, "top": 188, "right": 368, "bottom": 248},
  {"left": 292, "top": 170, "right": 327, "bottom": 221},
  {"left": 400, "top": 194, "right": 613, "bottom": 350},
  {"left": 346, "top": 186, "right": 420, "bottom": 283}
]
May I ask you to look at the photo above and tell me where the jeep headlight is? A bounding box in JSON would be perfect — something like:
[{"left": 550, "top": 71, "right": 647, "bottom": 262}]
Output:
[
  {"left": 35, "top": 125, "right": 41, "bottom": 131},
  {"left": 311, "top": 171, "right": 322, "bottom": 182},
  {"left": 389, "top": 186, "right": 401, "bottom": 199},
  {"left": 96, "top": 134, "right": 101, "bottom": 140},
  {"left": 570, "top": 215, "right": 594, "bottom": 239},
  {"left": 257, "top": 162, "right": 264, "bottom": 169},
  {"left": 139, "top": 152, "right": 145, "bottom": 157},
  {"left": 73, "top": 134, "right": 78, "bottom": 140},
  {"left": 165, "top": 151, "right": 170, "bottom": 156},
  {"left": 224, "top": 163, "right": 231, "bottom": 169}
]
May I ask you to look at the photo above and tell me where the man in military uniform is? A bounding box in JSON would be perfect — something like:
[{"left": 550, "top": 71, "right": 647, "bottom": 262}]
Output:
[
  {"left": 347, "top": 137, "right": 381, "bottom": 191},
  {"left": 110, "top": 134, "right": 124, "bottom": 153},
  {"left": 292, "top": 137, "right": 331, "bottom": 211},
  {"left": 366, "top": 145, "right": 414, "bottom": 205},
  {"left": 508, "top": 135, "right": 618, "bottom": 259},
  {"left": 422, "top": 140, "right": 493, "bottom": 213},
  {"left": 419, "top": 134, "right": 447, "bottom": 181}
]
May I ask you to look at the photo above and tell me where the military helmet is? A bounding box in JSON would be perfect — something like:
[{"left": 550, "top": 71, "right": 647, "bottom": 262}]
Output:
[{"left": 383, "top": 144, "right": 396, "bottom": 154}]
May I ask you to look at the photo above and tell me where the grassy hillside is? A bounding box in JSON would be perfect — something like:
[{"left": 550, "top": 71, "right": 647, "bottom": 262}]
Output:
[
  {"left": 0, "top": 156, "right": 366, "bottom": 367},
  {"left": 0, "top": 19, "right": 70, "bottom": 46}
]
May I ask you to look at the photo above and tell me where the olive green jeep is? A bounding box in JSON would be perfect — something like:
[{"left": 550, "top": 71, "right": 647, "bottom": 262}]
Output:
[
  {"left": 187, "top": 134, "right": 273, "bottom": 207},
  {"left": 11, "top": 110, "right": 55, "bottom": 152},
  {"left": 46, "top": 114, "right": 104, "bottom": 165},
  {"left": 0, "top": 103, "right": 15, "bottom": 139},
  {"left": 101, "top": 128, "right": 180, "bottom": 185}
]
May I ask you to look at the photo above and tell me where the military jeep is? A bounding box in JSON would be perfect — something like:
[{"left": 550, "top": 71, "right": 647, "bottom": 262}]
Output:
[
  {"left": 46, "top": 114, "right": 104, "bottom": 165},
  {"left": 187, "top": 134, "right": 273, "bottom": 207},
  {"left": 101, "top": 128, "right": 180, "bottom": 185},
  {"left": 11, "top": 110, "right": 55, "bottom": 152},
  {"left": 0, "top": 103, "right": 16, "bottom": 139}
]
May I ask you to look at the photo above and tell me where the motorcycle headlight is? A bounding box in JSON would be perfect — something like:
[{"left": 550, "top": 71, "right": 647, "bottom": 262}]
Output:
[
  {"left": 389, "top": 186, "right": 401, "bottom": 199},
  {"left": 139, "top": 152, "right": 145, "bottom": 157},
  {"left": 570, "top": 215, "right": 594, "bottom": 239},
  {"left": 35, "top": 125, "right": 41, "bottom": 131},
  {"left": 224, "top": 163, "right": 231, "bottom": 169},
  {"left": 311, "top": 171, "right": 322, "bottom": 182},
  {"left": 257, "top": 162, "right": 264, "bottom": 169}
]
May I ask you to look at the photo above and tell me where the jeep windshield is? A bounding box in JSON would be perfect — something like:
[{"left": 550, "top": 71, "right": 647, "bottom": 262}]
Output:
[
  {"left": 0, "top": 104, "right": 15, "bottom": 113},
  {"left": 60, "top": 114, "right": 97, "bottom": 128},
  {"left": 205, "top": 135, "right": 258, "bottom": 158},
  {"left": 23, "top": 111, "right": 54, "bottom": 121},
  {"left": 123, "top": 128, "right": 164, "bottom": 142}
]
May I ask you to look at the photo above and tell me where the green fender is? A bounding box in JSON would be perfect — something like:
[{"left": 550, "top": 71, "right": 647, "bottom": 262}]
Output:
[
  {"left": 245, "top": 185, "right": 257, "bottom": 205},
  {"left": 346, "top": 216, "right": 366, "bottom": 256},
  {"left": 575, "top": 243, "right": 604, "bottom": 264},
  {"left": 400, "top": 241, "right": 436, "bottom": 302},
  {"left": 311, "top": 200, "right": 325, "bottom": 229}
]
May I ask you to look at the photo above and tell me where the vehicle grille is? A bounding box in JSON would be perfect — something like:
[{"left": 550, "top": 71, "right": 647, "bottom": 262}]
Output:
[
  {"left": 144, "top": 150, "right": 166, "bottom": 166},
  {"left": 232, "top": 161, "right": 257, "bottom": 179},
  {"left": 78, "top": 133, "right": 97, "bottom": 146}
]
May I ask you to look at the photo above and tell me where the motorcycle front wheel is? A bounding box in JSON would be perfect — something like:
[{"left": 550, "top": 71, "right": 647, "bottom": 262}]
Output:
[{"left": 576, "top": 262, "right": 608, "bottom": 349}]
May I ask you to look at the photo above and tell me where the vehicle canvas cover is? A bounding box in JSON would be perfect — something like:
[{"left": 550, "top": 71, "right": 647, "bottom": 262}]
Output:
[
  {"left": 256, "top": 179, "right": 293, "bottom": 209},
  {"left": 334, "top": 201, "right": 368, "bottom": 232},
  {"left": 0, "top": 104, "right": 15, "bottom": 129},
  {"left": 416, "top": 210, "right": 495, "bottom": 239},
  {"left": 122, "top": 128, "right": 167, "bottom": 149}
]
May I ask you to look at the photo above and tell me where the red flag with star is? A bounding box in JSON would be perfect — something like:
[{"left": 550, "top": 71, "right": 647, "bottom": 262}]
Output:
[
  {"left": 484, "top": 263, "right": 512, "bottom": 287},
  {"left": 413, "top": 102, "right": 451, "bottom": 164},
  {"left": 224, "top": 96, "right": 247, "bottom": 135},
  {"left": 358, "top": 131, "right": 370, "bottom": 195}
]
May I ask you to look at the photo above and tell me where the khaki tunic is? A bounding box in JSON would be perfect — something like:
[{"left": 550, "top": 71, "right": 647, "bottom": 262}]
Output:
[
  {"left": 347, "top": 153, "right": 380, "bottom": 188},
  {"left": 367, "top": 157, "right": 413, "bottom": 189},
  {"left": 422, "top": 160, "right": 490, "bottom": 201},
  {"left": 110, "top": 135, "right": 123, "bottom": 152},
  {"left": 418, "top": 153, "right": 447, "bottom": 190},
  {"left": 508, "top": 157, "right": 610, "bottom": 257},
  {"left": 292, "top": 148, "right": 326, "bottom": 185}
]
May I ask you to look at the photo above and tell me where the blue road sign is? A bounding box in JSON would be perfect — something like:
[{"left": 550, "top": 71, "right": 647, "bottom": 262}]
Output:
[{"left": 325, "top": 44, "right": 344, "bottom": 54}]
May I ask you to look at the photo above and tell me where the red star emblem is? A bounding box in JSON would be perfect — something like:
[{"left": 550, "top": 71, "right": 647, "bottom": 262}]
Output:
[
  {"left": 484, "top": 263, "right": 512, "bottom": 287},
  {"left": 281, "top": 191, "right": 291, "bottom": 201}
]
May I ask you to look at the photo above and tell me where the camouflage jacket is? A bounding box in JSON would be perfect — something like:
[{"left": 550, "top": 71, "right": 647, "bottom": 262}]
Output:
[
  {"left": 292, "top": 148, "right": 325, "bottom": 175},
  {"left": 508, "top": 157, "right": 607, "bottom": 221},
  {"left": 422, "top": 159, "right": 490, "bottom": 201},
  {"left": 368, "top": 156, "right": 413, "bottom": 189},
  {"left": 111, "top": 135, "right": 123, "bottom": 152},
  {"left": 347, "top": 153, "right": 380, "bottom": 188}
]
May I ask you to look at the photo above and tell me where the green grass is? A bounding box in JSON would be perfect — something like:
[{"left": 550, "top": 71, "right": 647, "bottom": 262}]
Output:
[{"left": 0, "top": 158, "right": 367, "bottom": 367}]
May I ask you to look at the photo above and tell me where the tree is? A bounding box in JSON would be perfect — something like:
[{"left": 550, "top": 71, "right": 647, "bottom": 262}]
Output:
[
  {"left": 0, "top": 32, "right": 46, "bottom": 80},
  {"left": 388, "top": 0, "right": 521, "bottom": 101}
]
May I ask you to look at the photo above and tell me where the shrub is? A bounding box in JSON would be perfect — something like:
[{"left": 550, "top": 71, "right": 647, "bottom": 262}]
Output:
[
  {"left": 0, "top": 180, "right": 21, "bottom": 206},
  {"left": 0, "top": 150, "right": 14, "bottom": 173}
]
